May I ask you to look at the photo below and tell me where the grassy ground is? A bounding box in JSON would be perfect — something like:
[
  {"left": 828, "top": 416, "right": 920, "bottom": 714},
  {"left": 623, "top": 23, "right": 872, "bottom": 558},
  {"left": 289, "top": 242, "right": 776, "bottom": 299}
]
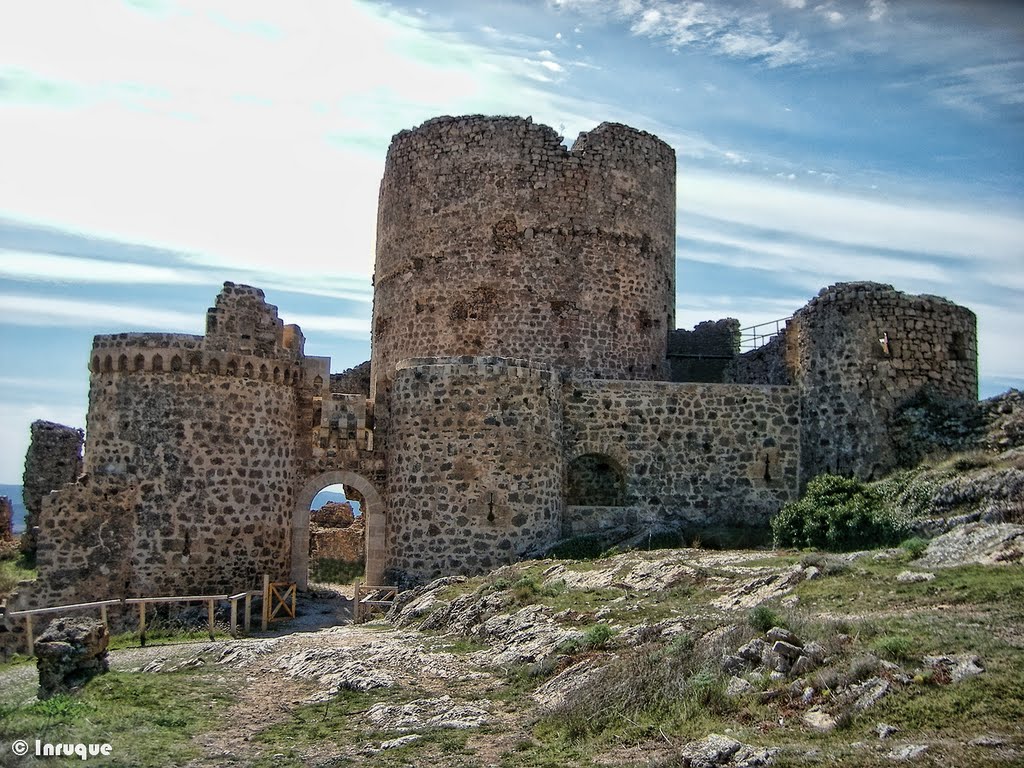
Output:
[{"left": 0, "top": 546, "right": 1020, "bottom": 766}]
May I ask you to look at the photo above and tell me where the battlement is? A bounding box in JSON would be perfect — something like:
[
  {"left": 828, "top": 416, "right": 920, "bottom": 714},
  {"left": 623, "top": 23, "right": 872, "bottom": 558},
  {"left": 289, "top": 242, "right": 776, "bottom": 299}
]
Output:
[{"left": 88, "top": 283, "right": 309, "bottom": 383}]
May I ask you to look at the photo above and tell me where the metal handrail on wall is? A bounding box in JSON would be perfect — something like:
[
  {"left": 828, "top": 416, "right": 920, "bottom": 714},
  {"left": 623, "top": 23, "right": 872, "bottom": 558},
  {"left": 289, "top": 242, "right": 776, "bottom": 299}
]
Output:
[{"left": 739, "top": 316, "right": 792, "bottom": 351}]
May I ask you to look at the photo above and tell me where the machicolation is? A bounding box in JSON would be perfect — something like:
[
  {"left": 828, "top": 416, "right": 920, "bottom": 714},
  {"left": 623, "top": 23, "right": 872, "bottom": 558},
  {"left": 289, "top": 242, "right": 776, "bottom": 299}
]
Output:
[{"left": 7, "top": 115, "right": 979, "bottom": 615}]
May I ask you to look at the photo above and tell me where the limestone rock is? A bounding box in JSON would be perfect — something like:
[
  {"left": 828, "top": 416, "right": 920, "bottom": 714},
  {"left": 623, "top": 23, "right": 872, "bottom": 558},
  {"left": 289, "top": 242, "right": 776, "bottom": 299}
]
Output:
[
  {"left": 676, "top": 734, "right": 777, "bottom": 767},
  {"left": 923, "top": 653, "right": 984, "bottom": 683},
  {"left": 917, "top": 523, "right": 1024, "bottom": 568},
  {"left": 888, "top": 744, "right": 928, "bottom": 761},
  {"left": 35, "top": 617, "right": 108, "bottom": 699},
  {"left": 896, "top": 570, "right": 935, "bottom": 583},
  {"left": 364, "top": 695, "right": 489, "bottom": 731},
  {"left": 766, "top": 627, "right": 802, "bottom": 646},
  {"left": 803, "top": 710, "right": 837, "bottom": 732}
]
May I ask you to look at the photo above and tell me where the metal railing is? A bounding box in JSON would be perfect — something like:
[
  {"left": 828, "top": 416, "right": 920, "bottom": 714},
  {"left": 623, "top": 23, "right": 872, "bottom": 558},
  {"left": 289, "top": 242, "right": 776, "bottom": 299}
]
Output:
[{"left": 739, "top": 316, "right": 791, "bottom": 351}]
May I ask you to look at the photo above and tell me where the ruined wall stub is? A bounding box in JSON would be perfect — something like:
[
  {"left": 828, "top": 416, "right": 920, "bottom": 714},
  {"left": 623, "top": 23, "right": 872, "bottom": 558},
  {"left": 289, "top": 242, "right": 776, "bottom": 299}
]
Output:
[
  {"left": 21, "top": 420, "right": 84, "bottom": 555},
  {"left": 371, "top": 115, "right": 677, "bottom": 397},
  {"left": 0, "top": 496, "right": 13, "bottom": 542},
  {"left": 735, "top": 282, "right": 977, "bottom": 482}
]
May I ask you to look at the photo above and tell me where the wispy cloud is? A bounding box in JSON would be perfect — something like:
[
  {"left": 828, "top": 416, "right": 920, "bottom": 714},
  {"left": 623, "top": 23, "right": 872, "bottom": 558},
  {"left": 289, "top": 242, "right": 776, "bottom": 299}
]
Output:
[
  {"left": 0, "top": 293, "right": 201, "bottom": 330},
  {"left": 0, "top": 250, "right": 211, "bottom": 285}
]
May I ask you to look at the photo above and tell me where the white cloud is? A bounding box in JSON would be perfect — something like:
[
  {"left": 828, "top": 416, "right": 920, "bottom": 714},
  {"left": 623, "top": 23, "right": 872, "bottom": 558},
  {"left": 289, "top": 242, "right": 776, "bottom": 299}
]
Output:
[
  {"left": 867, "top": 0, "right": 888, "bottom": 22},
  {"left": 0, "top": 250, "right": 211, "bottom": 286},
  {"left": 677, "top": 170, "right": 1024, "bottom": 271},
  {"left": 0, "top": 293, "right": 202, "bottom": 330},
  {"left": 782, "top": 0, "right": 807, "bottom": 8}
]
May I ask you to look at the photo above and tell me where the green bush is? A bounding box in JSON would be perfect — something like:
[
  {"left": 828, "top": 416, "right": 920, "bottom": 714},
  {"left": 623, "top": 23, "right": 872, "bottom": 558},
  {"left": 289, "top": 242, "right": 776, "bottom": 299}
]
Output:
[
  {"left": 900, "top": 537, "right": 929, "bottom": 559},
  {"left": 772, "top": 474, "right": 909, "bottom": 551},
  {"left": 748, "top": 605, "right": 785, "bottom": 633}
]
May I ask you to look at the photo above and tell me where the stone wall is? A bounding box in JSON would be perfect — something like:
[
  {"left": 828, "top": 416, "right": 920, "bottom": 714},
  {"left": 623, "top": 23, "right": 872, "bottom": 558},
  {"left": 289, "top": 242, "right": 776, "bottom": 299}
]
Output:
[
  {"left": 21, "top": 420, "right": 84, "bottom": 555},
  {"left": 735, "top": 282, "right": 977, "bottom": 482},
  {"left": 310, "top": 519, "right": 365, "bottom": 563},
  {"left": 668, "top": 319, "right": 740, "bottom": 383},
  {"left": 330, "top": 361, "right": 372, "bottom": 396},
  {"left": 563, "top": 380, "right": 801, "bottom": 529},
  {"left": 371, "top": 115, "right": 676, "bottom": 396},
  {"left": 0, "top": 496, "right": 12, "bottom": 541},
  {"left": 384, "top": 357, "right": 564, "bottom": 583}
]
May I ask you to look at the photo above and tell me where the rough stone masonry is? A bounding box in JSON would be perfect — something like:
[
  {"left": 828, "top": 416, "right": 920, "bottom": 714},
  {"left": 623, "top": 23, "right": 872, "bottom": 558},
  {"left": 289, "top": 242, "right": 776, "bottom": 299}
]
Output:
[{"left": 7, "top": 115, "right": 977, "bottom": 613}]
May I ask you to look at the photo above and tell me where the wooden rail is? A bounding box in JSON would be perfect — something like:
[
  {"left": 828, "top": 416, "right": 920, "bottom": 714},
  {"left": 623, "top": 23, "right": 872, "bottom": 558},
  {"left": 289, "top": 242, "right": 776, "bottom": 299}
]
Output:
[
  {"left": 6, "top": 576, "right": 283, "bottom": 656},
  {"left": 352, "top": 581, "right": 398, "bottom": 623}
]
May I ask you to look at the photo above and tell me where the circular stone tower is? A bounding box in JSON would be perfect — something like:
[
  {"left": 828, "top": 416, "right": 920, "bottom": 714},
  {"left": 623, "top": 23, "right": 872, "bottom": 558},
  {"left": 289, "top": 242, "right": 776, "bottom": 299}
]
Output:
[{"left": 371, "top": 115, "right": 676, "bottom": 395}]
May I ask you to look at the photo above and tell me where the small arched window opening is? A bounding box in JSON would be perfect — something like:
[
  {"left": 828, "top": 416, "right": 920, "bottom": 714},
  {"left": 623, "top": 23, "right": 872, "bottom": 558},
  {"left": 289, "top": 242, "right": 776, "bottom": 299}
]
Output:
[
  {"left": 92, "top": 356, "right": 101, "bottom": 373},
  {"left": 207, "top": 358, "right": 221, "bottom": 375},
  {"left": 567, "top": 453, "right": 626, "bottom": 506},
  {"left": 118, "top": 355, "right": 128, "bottom": 372},
  {"left": 151, "top": 354, "right": 163, "bottom": 372},
  {"left": 103, "top": 355, "right": 113, "bottom": 372},
  {"left": 189, "top": 353, "right": 202, "bottom": 373},
  {"left": 170, "top": 355, "right": 182, "bottom": 372},
  {"left": 134, "top": 354, "right": 145, "bottom": 372},
  {"left": 226, "top": 359, "right": 238, "bottom": 377},
  {"left": 260, "top": 364, "right": 269, "bottom": 381}
]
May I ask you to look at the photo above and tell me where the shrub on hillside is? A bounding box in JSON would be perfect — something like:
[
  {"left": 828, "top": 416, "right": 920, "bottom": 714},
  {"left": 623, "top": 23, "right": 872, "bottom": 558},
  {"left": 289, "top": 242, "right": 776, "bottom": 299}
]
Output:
[{"left": 772, "top": 474, "right": 909, "bottom": 551}]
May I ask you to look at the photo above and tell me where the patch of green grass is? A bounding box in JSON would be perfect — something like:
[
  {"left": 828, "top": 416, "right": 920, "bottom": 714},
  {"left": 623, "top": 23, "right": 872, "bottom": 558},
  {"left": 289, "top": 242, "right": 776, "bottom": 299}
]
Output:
[
  {"left": 0, "top": 668, "right": 235, "bottom": 767},
  {"left": 749, "top": 605, "right": 786, "bottom": 633},
  {"left": 558, "top": 623, "right": 616, "bottom": 655},
  {"left": 309, "top": 557, "right": 364, "bottom": 585},
  {"left": 900, "top": 536, "right": 930, "bottom": 559},
  {"left": 872, "top": 633, "right": 915, "bottom": 662},
  {"left": 0, "top": 551, "right": 36, "bottom": 599}
]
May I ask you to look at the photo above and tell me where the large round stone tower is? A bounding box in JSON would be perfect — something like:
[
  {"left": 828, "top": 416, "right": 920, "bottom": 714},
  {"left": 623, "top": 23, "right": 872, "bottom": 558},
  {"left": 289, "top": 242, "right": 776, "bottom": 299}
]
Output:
[
  {"left": 372, "top": 115, "right": 677, "bottom": 582},
  {"left": 371, "top": 115, "right": 677, "bottom": 396}
]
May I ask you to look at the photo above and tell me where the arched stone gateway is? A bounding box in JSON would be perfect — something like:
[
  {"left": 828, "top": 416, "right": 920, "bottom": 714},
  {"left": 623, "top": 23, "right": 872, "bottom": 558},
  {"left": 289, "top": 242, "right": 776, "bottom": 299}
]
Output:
[{"left": 291, "top": 471, "right": 385, "bottom": 589}]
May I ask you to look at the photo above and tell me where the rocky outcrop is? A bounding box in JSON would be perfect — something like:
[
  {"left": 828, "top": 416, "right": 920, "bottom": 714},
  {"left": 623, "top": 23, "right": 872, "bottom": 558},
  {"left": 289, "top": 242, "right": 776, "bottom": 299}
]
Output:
[
  {"left": 35, "top": 617, "right": 109, "bottom": 699},
  {"left": 917, "top": 523, "right": 1024, "bottom": 567}
]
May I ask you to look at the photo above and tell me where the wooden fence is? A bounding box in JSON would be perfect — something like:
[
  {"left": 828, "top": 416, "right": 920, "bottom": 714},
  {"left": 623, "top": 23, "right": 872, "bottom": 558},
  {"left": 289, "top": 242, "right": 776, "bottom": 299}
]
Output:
[
  {"left": 352, "top": 581, "right": 398, "bottom": 623},
  {"left": 5, "top": 575, "right": 295, "bottom": 657}
]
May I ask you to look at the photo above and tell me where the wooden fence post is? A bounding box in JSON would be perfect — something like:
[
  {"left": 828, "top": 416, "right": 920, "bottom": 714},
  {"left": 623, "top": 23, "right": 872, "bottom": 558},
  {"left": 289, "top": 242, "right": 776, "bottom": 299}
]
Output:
[
  {"left": 353, "top": 579, "right": 360, "bottom": 623},
  {"left": 138, "top": 601, "right": 147, "bottom": 646},
  {"left": 230, "top": 598, "right": 238, "bottom": 637},
  {"left": 262, "top": 574, "right": 270, "bottom": 632},
  {"left": 244, "top": 592, "right": 252, "bottom": 633},
  {"left": 24, "top": 614, "right": 34, "bottom": 657},
  {"left": 207, "top": 598, "right": 215, "bottom": 640}
]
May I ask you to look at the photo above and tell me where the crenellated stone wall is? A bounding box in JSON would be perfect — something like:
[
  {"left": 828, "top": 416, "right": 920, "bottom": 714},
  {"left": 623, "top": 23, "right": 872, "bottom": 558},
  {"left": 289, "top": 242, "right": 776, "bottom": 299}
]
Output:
[
  {"left": 735, "top": 282, "right": 977, "bottom": 482},
  {"left": 371, "top": 115, "right": 676, "bottom": 397}
]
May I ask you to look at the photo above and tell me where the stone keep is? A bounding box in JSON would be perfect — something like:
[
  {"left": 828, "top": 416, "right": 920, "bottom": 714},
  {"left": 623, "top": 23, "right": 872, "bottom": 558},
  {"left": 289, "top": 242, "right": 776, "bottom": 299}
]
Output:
[{"left": 9, "top": 115, "right": 979, "bottom": 606}]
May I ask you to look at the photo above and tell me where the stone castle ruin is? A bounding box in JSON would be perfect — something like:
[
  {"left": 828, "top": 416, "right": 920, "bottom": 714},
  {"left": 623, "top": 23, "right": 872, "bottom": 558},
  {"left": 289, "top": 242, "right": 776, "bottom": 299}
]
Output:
[{"left": 10, "top": 115, "right": 977, "bottom": 612}]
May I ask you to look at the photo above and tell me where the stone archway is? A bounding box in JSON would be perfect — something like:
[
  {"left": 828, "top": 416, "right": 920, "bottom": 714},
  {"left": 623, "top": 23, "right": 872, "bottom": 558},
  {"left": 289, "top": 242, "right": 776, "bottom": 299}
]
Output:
[{"left": 292, "top": 471, "right": 385, "bottom": 589}]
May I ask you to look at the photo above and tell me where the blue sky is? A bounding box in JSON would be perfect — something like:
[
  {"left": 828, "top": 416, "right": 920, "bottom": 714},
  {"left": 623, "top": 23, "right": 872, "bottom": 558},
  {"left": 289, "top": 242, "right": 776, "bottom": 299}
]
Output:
[{"left": 1, "top": 0, "right": 1022, "bottom": 483}]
